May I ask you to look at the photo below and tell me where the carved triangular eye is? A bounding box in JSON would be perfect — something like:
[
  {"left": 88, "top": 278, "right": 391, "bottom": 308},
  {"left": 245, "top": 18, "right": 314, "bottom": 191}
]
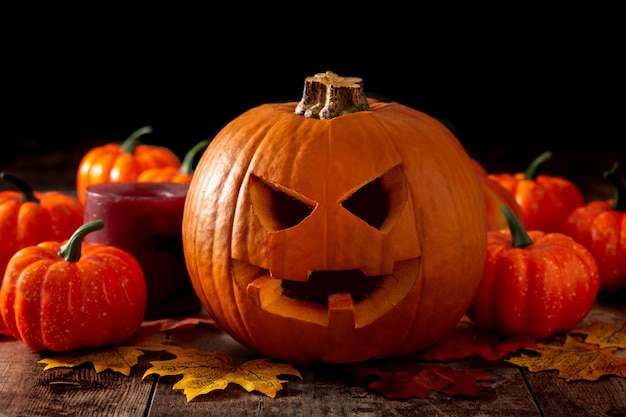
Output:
[
  {"left": 249, "top": 174, "right": 315, "bottom": 231},
  {"left": 342, "top": 178, "right": 388, "bottom": 229},
  {"left": 341, "top": 165, "right": 407, "bottom": 232}
]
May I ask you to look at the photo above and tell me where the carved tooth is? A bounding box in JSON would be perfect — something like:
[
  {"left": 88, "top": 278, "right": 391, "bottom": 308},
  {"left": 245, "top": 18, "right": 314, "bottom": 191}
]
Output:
[
  {"left": 327, "top": 293, "right": 356, "bottom": 329},
  {"left": 247, "top": 276, "right": 283, "bottom": 307}
]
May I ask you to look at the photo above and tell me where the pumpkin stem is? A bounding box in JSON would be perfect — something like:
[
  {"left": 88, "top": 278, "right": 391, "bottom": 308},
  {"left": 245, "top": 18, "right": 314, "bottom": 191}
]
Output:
[
  {"left": 180, "top": 139, "right": 211, "bottom": 175},
  {"left": 0, "top": 171, "right": 40, "bottom": 204},
  {"left": 58, "top": 220, "right": 105, "bottom": 263},
  {"left": 121, "top": 125, "right": 153, "bottom": 153},
  {"left": 295, "top": 71, "right": 370, "bottom": 120},
  {"left": 524, "top": 150, "right": 552, "bottom": 180},
  {"left": 605, "top": 162, "right": 626, "bottom": 211},
  {"left": 501, "top": 205, "right": 534, "bottom": 248}
]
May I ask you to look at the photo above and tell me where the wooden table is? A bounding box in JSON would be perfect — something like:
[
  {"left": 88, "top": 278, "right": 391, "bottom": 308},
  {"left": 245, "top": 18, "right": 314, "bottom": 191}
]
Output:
[{"left": 1, "top": 295, "right": 625, "bottom": 417}]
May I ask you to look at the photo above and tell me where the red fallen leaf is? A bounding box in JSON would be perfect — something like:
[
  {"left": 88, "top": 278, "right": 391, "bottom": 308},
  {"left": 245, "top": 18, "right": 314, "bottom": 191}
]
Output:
[
  {"left": 136, "top": 313, "right": 216, "bottom": 337},
  {"left": 346, "top": 359, "right": 495, "bottom": 399},
  {"left": 416, "top": 321, "right": 537, "bottom": 361}
]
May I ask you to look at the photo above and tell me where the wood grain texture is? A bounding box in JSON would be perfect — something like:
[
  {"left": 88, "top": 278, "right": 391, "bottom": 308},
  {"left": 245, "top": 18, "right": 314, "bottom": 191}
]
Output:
[
  {"left": 0, "top": 340, "right": 155, "bottom": 416},
  {"left": 0, "top": 298, "right": 624, "bottom": 417}
]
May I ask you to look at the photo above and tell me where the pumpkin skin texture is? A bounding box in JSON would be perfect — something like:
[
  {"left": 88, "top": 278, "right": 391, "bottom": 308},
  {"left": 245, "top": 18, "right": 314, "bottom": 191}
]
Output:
[
  {"left": 0, "top": 221, "right": 147, "bottom": 352},
  {"left": 472, "top": 159, "right": 525, "bottom": 231},
  {"left": 467, "top": 207, "right": 599, "bottom": 338},
  {"left": 488, "top": 151, "right": 584, "bottom": 233},
  {"left": 76, "top": 126, "right": 181, "bottom": 205},
  {"left": 560, "top": 164, "right": 626, "bottom": 291},
  {"left": 0, "top": 172, "right": 84, "bottom": 279},
  {"left": 183, "top": 73, "right": 487, "bottom": 364}
]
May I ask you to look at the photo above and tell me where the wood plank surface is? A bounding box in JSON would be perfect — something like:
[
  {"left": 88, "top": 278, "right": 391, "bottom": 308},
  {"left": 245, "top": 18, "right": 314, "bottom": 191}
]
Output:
[
  {"left": 151, "top": 328, "right": 541, "bottom": 417},
  {"left": 523, "top": 293, "right": 626, "bottom": 417},
  {"left": 0, "top": 338, "right": 156, "bottom": 416},
  {"left": 1, "top": 298, "right": 624, "bottom": 417}
]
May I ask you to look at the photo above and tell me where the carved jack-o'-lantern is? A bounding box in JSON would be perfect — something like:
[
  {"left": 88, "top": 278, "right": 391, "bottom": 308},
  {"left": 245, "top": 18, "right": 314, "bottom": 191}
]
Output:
[{"left": 182, "top": 72, "right": 487, "bottom": 364}]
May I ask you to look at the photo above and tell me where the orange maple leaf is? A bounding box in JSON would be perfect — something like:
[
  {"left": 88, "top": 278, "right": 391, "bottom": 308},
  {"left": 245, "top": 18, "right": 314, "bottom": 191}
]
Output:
[
  {"left": 38, "top": 335, "right": 302, "bottom": 401},
  {"left": 346, "top": 358, "right": 495, "bottom": 399},
  {"left": 38, "top": 337, "right": 179, "bottom": 376},
  {"left": 143, "top": 349, "right": 302, "bottom": 401},
  {"left": 570, "top": 320, "right": 626, "bottom": 349},
  {"left": 506, "top": 335, "right": 626, "bottom": 381}
]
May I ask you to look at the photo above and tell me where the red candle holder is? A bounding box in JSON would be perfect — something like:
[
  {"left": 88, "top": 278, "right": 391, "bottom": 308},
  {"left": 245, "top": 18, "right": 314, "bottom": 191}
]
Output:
[{"left": 83, "top": 182, "right": 201, "bottom": 320}]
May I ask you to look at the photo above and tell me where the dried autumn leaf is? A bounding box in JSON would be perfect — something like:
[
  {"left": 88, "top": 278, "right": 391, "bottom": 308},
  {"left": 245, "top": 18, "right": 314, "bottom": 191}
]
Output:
[
  {"left": 346, "top": 359, "right": 495, "bottom": 399},
  {"left": 506, "top": 335, "right": 626, "bottom": 381},
  {"left": 39, "top": 337, "right": 180, "bottom": 376},
  {"left": 571, "top": 320, "right": 626, "bottom": 349},
  {"left": 417, "top": 322, "right": 536, "bottom": 361},
  {"left": 143, "top": 349, "right": 302, "bottom": 401},
  {"left": 136, "top": 314, "right": 216, "bottom": 337}
]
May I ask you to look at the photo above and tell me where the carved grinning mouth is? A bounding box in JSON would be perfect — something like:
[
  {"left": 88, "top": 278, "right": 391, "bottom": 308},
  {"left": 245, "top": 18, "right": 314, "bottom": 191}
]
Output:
[
  {"left": 281, "top": 269, "right": 383, "bottom": 305},
  {"left": 232, "top": 260, "right": 384, "bottom": 306},
  {"left": 236, "top": 258, "right": 420, "bottom": 328}
]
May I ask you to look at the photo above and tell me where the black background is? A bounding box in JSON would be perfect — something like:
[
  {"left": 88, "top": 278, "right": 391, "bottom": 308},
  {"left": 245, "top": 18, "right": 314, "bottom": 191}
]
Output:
[{"left": 3, "top": 6, "right": 624, "bottom": 194}]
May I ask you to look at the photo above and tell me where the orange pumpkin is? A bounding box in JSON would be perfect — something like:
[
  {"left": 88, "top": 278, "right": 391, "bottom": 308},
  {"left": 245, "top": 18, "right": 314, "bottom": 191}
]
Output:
[
  {"left": 472, "top": 159, "right": 525, "bottom": 231},
  {"left": 137, "top": 139, "right": 210, "bottom": 184},
  {"left": 0, "top": 172, "right": 84, "bottom": 279},
  {"left": 0, "top": 220, "right": 147, "bottom": 352},
  {"left": 489, "top": 151, "right": 585, "bottom": 233},
  {"left": 467, "top": 206, "right": 599, "bottom": 338},
  {"left": 76, "top": 126, "right": 181, "bottom": 205},
  {"left": 182, "top": 71, "right": 487, "bottom": 364},
  {"left": 561, "top": 163, "right": 626, "bottom": 291}
]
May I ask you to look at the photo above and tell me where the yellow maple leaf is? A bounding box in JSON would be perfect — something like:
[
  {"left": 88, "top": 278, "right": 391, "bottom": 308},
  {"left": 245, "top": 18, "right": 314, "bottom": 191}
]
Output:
[
  {"left": 39, "top": 337, "right": 180, "bottom": 376},
  {"left": 571, "top": 320, "right": 626, "bottom": 349},
  {"left": 143, "top": 349, "right": 302, "bottom": 401},
  {"left": 506, "top": 335, "right": 626, "bottom": 381}
]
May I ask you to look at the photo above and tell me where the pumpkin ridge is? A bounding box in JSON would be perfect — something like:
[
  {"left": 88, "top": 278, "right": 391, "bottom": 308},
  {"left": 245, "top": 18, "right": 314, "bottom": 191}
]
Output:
[
  {"left": 16, "top": 256, "right": 59, "bottom": 350},
  {"left": 226, "top": 109, "right": 296, "bottom": 338},
  {"left": 237, "top": 109, "right": 303, "bottom": 257}
]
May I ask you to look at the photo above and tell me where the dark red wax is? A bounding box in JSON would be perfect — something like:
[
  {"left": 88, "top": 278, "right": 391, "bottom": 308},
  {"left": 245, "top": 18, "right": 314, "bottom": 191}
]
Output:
[{"left": 83, "top": 182, "right": 200, "bottom": 319}]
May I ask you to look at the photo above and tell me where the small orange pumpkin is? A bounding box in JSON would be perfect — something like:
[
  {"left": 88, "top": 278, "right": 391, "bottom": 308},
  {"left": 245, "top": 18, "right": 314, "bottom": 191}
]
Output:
[
  {"left": 0, "top": 220, "right": 147, "bottom": 352},
  {"left": 489, "top": 151, "right": 585, "bottom": 232},
  {"left": 137, "top": 139, "right": 210, "bottom": 184},
  {"left": 183, "top": 71, "right": 487, "bottom": 364},
  {"left": 467, "top": 206, "right": 599, "bottom": 338},
  {"left": 76, "top": 126, "right": 181, "bottom": 205},
  {"left": 0, "top": 172, "right": 83, "bottom": 278},
  {"left": 561, "top": 163, "right": 626, "bottom": 291}
]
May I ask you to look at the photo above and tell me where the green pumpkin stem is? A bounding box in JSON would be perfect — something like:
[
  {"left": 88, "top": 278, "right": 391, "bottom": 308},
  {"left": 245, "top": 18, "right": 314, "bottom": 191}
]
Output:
[
  {"left": 59, "top": 220, "right": 105, "bottom": 263},
  {"left": 524, "top": 150, "right": 553, "bottom": 180},
  {"left": 0, "top": 172, "right": 40, "bottom": 204},
  {"left": 502, "top": 205, "right": 534, "bottom": 248},
  {"left": 121, "top": 125, "right": 153, "bottom": 153},
  {"left": 605, "top": 163, "right": 626, "bottom": 212},
  {"left": 295, "top": 71, "right": 370, "bottom": 120},
  {"left": 180, "top": 139, "right": 211, "bottom": 175}
]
